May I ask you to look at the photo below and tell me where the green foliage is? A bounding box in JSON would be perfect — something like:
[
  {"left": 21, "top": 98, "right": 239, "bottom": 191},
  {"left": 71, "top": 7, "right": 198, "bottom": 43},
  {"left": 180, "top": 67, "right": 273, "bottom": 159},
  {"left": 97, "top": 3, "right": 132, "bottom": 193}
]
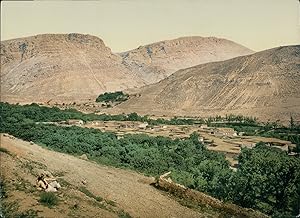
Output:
[
  {"left": 39, "top": 192, "right": 58, "bottom": 207},
  {"left": 96, "top": 91, "right": 129, "bottom": 103},
  {"left": 106, "top": 199, "right": 117, "bottom": 206},
  {"left": 0, "top": 102, "right": 126, "bottom": 123},
  {"left": 208, "top": 114, "right": 300, "bottom": 149},
  {"left": 168, "top": 117, "right": 199, "bottom": 125},
  {"left": 0, "top": 179, "right": 7, "bottom": 203},
  {"left": 0, "top": 147, "right": 9, "bottom": 154},
  {"left": 1, "top": 102, "right": 300, "bottom": 216},
  {"left": 118, "top": 210, "right": 132, "bottom": 218},
  {"left": 229, "top": 144, "right": 300, "bottom": 216},
  {"left": 206, "top": 114, "right": 258, "bottom": 126},
  {"left": 290, "top": 116, "right": 295, "bottom": 130},
  {"left": 0, "top": 102, "right": 201, "bottom": 126},
  {"left": 0, "top": 103, "right": 226, "bottom": 195}
]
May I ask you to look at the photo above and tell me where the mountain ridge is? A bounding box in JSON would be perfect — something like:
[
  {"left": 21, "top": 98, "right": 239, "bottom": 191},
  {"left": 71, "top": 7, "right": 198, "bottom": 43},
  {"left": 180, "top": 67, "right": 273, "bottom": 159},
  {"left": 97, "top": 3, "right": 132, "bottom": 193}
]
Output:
[
  {"left": 120, "top": 35, "right": 254, "bottom": 83},
  {"left": 110, "top": 45, "right": 300, "bottom": 122},
  {"left": 1, "top": 33, "right": 254, "bottom": 103},
  {"left": 1, "top": 33, "right": 145, "bottom": 103}
]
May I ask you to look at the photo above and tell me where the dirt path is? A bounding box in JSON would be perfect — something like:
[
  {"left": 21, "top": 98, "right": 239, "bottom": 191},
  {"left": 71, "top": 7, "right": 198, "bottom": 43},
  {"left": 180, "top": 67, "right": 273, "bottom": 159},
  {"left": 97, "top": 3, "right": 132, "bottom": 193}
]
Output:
[{"left": 0, "top": 134, "right": 204, "bottom": 218}]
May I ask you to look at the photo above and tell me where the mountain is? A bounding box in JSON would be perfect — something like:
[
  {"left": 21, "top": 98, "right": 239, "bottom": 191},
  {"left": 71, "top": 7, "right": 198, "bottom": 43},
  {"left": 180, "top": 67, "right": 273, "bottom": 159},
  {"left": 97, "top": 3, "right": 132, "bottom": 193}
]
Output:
[
  {"left": 0, "top": 34, "right": 253, "bottom": 103},
  {"left": 111, "top": 45, "right": 300, "bottom": 122},
  {"left": 0, "top": 33, "right": 145, "bottom": 103},
  {"left": 120, "top": 36, "right": 254, "bottom": 83}
]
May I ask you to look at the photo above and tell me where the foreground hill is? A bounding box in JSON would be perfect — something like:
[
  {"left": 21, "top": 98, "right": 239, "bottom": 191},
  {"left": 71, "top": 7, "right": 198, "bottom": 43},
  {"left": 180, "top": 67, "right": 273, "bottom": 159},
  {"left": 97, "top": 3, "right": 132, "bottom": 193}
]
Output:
[
  {"left": 112, "top": 45, "right": 300, "bottom": 123},
  {"left": 120, "top": 36, "right": 253, "bottom": 83},
  {"left": 1, "top": 34, "right": 253, "bottom": 103},
  {"left": 0, "top": 34, "right": 145, "bottom": 103},
  {"left": 1, "top": 134, "right": 205, "bottom": 217}
]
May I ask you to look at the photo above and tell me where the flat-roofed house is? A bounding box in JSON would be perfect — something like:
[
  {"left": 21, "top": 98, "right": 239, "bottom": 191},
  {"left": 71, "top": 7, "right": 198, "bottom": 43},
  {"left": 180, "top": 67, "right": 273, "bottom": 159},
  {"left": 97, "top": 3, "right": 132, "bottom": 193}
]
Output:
[{"left": 67, "top": 119, "right": 84, "bottom": 126}]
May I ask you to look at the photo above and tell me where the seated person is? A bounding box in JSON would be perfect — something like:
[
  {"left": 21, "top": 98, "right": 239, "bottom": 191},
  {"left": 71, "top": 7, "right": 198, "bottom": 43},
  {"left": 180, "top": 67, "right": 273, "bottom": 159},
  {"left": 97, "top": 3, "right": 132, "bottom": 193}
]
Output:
[
  {"left": 36, "top": 173, "right": 49, "bottom": 190},
  {"left": 36, "top": 173, "right": 61, "bottom": 192}
]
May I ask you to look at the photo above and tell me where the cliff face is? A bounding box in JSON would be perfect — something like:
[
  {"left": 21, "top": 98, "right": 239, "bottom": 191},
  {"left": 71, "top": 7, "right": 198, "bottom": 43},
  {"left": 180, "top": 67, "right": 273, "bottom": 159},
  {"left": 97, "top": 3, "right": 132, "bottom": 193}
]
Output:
[
  {"left": 112, "top": 45, "right": 300, "bottom": 122},
  {"left": 0, "top": 33, "right": 145, "bottom": 103},
  {"left": 120, "top": 36, "right": 254, "bottom": 83}
]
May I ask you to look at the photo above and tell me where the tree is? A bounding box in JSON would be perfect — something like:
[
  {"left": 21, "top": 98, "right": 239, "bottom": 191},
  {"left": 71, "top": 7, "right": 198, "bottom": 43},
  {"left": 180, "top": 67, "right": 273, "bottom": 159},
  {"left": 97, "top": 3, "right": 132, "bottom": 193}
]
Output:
[
  {"left": 189, "top": 132, "right": 204, "bottom": 150},
  {"left": 127, "top": 112, "right": 140, "bottom": 121},
  {"left": 231, "top": 144, "right": 300, "bottom": 216},
  {"left": 290, "top": 116, "right": 295, "bottom": 130},
  {"left": 95, "top": 91, "right": 129, "bottom": 103}
]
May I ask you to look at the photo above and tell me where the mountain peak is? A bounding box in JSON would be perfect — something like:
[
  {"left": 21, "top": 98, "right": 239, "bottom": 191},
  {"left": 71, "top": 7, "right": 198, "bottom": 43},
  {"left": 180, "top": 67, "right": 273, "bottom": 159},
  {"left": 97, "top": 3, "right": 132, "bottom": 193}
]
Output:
[
  {"left": 121, "top": 36, "right": 254, "bottom": 83},
  {"left": 2, "top": 33, "right": 106, "bottom": 44},
  {"left": 0, "top": 33, "right": 142, "bottom": 103}
]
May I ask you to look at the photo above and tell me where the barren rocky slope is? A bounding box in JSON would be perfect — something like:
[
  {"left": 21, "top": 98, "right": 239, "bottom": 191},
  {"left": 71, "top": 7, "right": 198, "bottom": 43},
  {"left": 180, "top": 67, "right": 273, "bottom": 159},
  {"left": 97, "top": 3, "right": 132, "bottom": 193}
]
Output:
[
  {"left": 1, "top": 34, "right": 253, "bottom": 103},
  {"left": 0, "top": 34, "right": 145, "bottom": 103},
  {"left": 112, "top": 45, "right": 300, "bottom": 123},
  {"left": 120, "top": 36, "right": 253, "bottom": 83}
]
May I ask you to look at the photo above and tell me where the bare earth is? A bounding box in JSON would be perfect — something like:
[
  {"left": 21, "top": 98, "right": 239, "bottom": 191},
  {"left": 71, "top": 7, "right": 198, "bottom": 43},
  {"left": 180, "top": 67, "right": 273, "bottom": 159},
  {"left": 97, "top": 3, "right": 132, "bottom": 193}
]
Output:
[{"left": 0, "top": 134, "right": 206, "bottom": 218}]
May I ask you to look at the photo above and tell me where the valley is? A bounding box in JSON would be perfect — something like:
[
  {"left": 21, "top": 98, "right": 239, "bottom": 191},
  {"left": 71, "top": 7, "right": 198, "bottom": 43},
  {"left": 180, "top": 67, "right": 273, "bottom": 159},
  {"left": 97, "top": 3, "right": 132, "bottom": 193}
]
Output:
[
  {"left": 1, "top": 34, "right": 300, "bottom": 218},
  {"left": 82, "top": 120, "right": 296, "bottom": 166}
]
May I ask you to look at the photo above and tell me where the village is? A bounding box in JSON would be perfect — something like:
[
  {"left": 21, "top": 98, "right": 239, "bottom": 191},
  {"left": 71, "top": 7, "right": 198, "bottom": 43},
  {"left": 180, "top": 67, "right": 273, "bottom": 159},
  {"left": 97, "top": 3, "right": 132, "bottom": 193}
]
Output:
[{"left": 62, "top": 119, "right": 297, "bottom": 167}]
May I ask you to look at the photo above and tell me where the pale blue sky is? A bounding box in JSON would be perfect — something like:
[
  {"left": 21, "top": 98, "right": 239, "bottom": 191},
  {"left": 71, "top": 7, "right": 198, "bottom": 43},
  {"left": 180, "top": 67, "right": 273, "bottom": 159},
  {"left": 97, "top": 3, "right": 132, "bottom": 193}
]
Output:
[{"left": 1, "top": 0, "right": 299, "bottom": 52}]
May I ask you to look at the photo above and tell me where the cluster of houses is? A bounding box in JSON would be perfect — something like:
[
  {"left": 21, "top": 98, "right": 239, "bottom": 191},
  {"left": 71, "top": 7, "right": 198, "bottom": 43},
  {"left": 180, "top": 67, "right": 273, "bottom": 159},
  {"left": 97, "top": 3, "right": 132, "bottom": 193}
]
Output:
[
  {"left": 199, "top": 124, "right": 238, "bottom": 137},
  {"left": 63, "top": 119, "right": 296, "bottom": 155},
  {"left": 66, "top": 120, "right": 239, "bottom": 139}
]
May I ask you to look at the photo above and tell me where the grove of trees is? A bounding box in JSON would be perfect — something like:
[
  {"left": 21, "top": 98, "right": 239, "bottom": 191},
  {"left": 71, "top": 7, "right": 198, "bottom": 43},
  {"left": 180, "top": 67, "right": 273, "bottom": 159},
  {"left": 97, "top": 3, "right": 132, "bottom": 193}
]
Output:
[{"left": 96, "top": 91, "right": 129, "bottom": 103}]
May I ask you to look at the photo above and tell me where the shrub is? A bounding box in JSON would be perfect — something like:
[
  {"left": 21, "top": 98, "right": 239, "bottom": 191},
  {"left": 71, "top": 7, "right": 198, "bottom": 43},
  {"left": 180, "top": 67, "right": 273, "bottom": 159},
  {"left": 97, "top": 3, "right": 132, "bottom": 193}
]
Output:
[
  {"left": 39, "top": 192, "right": 58, "bottom": 207},
  {"left": 118, "top": 210, "right": 132, "bottom": 218},
  {"left": 0, "top": 147, "right": 9, "bottom": 154},
  {"left": 96, "top": 91, "right": 129, "bottom": 103}
]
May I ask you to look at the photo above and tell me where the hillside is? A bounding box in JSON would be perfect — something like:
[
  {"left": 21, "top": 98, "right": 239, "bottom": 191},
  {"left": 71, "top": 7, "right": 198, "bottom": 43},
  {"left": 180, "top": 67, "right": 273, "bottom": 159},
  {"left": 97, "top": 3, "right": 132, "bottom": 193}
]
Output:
[
  {"left": 111, "top": 45, "right": 300, "bottom": 123},
  {"left": 1, "top": 134, "right": 204, "bottom": 218},
  {"left": 1, "top": 34, "right": 253, "bottom": 103},
  {"left": 120, "top": 36, "right": 253, "bottom": 83},
  {"left": 0, "top": 34, "right": 146, "bottom": 103}
]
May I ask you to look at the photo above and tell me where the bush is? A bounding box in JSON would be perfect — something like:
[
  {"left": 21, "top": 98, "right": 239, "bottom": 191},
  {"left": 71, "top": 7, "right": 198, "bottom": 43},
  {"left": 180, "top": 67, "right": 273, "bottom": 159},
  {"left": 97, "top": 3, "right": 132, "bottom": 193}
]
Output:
[
  {"left": 118, "top": 210, "right": 132, "bottom": 218},
  {"left": 39, "top": 192, "right": 58, "bottom": 207},
  {"left": 96, "top": 91, "right": 129, "bottom": 103},
  {"left": 0, "top": 147, "right": 9, "bottom": 154}
]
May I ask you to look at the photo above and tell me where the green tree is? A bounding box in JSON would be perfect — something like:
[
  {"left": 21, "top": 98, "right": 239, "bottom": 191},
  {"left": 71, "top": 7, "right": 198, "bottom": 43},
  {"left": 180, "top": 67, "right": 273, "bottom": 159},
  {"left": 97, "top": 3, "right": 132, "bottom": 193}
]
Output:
[
  {"left": 231, "top": 143, "right": 300, "bottom": 216},
  {"left": 290, "top": 116, "right": 295, "bottom": 130}
]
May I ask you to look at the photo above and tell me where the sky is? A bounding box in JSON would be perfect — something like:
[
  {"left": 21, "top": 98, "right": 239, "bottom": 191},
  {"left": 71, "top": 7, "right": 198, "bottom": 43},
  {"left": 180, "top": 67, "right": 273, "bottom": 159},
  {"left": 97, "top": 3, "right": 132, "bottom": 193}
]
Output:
[{"left": 1, "top": 0, "right": 299, "bottom": 52}]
